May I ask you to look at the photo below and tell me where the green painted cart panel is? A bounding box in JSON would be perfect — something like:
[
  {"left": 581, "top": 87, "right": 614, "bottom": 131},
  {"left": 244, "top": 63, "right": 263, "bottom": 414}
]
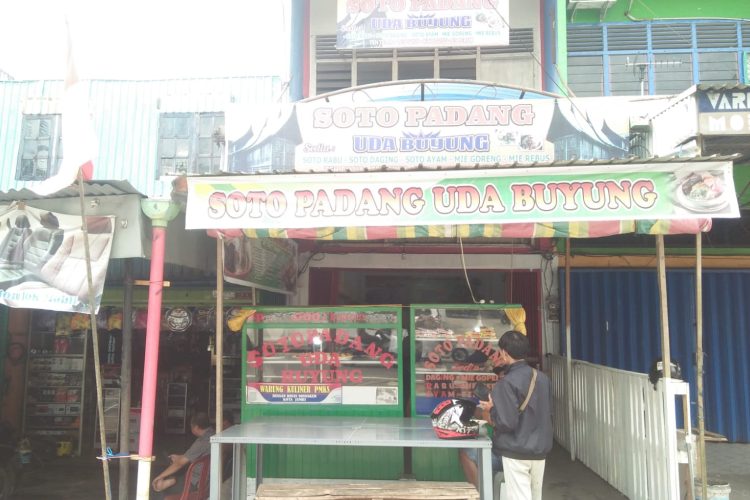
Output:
[
  {"left": 412, "top": 448, "right": 465, "bottom": 481},
  {"left": 242, "top": 306, "right": 404, "bottom": 479}
]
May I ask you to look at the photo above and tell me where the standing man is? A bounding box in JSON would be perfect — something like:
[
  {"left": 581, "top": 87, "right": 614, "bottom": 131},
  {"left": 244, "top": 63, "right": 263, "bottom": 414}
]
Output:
[{"left": 479, "top": 331, "right": 552, "bottom": 500}]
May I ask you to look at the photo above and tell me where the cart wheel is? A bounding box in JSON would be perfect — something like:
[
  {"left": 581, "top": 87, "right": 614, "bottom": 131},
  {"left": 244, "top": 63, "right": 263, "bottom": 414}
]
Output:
[{"left": 451, "top": 348, "right": 469, "bottom": 363}]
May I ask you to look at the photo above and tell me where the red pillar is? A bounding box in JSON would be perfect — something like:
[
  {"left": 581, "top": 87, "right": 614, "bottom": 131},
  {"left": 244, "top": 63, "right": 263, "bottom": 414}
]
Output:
[{"left": 136, "top": 201, "right": 179, "bottom": 500}]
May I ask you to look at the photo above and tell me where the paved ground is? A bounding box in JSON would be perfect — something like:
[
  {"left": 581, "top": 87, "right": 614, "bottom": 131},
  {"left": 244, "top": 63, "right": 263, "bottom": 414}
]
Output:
[
  {"left": 9, "top": 441, "right": 749, "bottom": 499},
  {"left": 704, "top": 442, "right": 750, "bottom": 500}
]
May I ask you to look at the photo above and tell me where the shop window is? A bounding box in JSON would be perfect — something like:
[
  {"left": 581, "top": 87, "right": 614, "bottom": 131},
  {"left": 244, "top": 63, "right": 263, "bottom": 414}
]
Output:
[
  {"left": 568, "top": 56, "right": 604, "bottom": 97},
  {"left": 316, "top": 61, "right": 352, "bottom": 94},
  {"left": 158, "top": 112, "right": 224, "bottom": 176},
  {"left": 357, "top": 61, "right": 392, "bottom": 86},
  {"left": 699, "top": 52, "right": 739, "bottom": 84},
  {"left": 398, "top": 60, "right": 434, "bottom": 80},
  {"left": 610, "top": 54, "right": 646, "bottom": 96},
  {"left": 653, "top": 53, "right": 693, "bottom": 95},
  {"left": 568, "top": 20, "right": 747, "bottom": 96},
  {"left": 16, "top": 114, "right": 63, "bottom": 181},
  {"left": 313, "top": 30, "right": 534, "bottom": 95},
  {"left": 439, "top": 58, "right": 477, "bottom": 80}
]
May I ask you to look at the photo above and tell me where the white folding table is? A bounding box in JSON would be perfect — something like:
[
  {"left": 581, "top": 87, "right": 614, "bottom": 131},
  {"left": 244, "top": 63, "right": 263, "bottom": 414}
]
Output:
[{"left": 210, "top": 416, "right": 493, "bottom": 500}]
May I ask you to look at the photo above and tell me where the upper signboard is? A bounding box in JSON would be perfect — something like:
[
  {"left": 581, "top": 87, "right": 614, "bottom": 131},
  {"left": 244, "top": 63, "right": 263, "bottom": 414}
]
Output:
[
  {"left": 226, "top": 98, "right": 630, "bottom": 173},
  {"left": 336, "top": 0, "right": 510, "bottom": 49},
  {"left": 696, "top": 88, "right": 750, "bottom": 135}
]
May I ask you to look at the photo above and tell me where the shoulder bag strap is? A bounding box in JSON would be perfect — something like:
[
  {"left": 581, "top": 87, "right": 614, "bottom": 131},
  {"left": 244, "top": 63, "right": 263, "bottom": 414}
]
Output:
[{"left": 518, "top": 368, "right": 538, "bottom": 413}]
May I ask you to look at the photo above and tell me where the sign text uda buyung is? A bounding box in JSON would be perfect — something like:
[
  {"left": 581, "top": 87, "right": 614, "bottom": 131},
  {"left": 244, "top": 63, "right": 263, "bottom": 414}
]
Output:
[{"left": 206, "top": 179, "right": 659, "bottom": 226}]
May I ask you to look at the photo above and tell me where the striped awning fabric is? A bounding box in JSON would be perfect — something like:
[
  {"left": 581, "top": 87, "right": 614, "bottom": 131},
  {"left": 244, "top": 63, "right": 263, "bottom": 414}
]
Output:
[{"left": 241, "top": 218, "right": 711, "bottom": 240}]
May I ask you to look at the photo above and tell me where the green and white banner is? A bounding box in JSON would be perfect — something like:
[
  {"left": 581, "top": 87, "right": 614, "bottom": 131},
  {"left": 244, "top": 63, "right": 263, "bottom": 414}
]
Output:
[{"left": 186, "top": 161, "right": 738, "bottom": 230}]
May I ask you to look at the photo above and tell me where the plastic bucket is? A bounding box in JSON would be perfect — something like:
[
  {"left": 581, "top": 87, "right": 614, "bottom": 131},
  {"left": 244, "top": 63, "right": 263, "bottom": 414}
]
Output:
[{"left": 694, "top": 480, "right": 731, "bottom": 500}]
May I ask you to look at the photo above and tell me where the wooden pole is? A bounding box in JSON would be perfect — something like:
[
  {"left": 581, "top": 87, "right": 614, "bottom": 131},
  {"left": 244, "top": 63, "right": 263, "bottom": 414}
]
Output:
[
  {"left": 77, "top": 174, "right": 112, "bottom": 500},
  {"left": 656, "top": 235, "right": 672, "bottom": 378},
  {"left": 565, "top": 238, "right": 575, "bottom": 461},
  {"left": 695, "top": 233, "right": 708, "bottom": 500},
  {"left": 216, "top": 237, "right": 224, "bottom": 431},
  {"left": 118, "top": 260, "right": 134, "bottom": 500}
]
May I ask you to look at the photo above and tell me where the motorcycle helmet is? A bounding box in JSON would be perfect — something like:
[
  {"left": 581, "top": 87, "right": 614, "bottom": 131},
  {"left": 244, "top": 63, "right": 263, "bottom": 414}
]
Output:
[{"left": 430, "top": 398, "right": 480, "bottom": 439}]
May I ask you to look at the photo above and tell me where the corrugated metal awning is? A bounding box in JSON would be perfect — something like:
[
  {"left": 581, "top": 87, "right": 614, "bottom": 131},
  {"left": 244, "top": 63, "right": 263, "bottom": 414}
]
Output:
[{"left": 0, "top": 180, "right": 145, "bottom": 202}]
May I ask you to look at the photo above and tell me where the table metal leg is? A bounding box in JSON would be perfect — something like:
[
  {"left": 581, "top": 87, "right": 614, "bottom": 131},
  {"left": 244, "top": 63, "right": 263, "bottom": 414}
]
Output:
[
  {"left": 255, "top": 443, "right": 263, "bottom": 490},
  {"left": 478, "top": 447, "right": 493, "bottom": 500},
  {"left": 210, "top": 442, "right": 221, "bottom": 500},
  {"left": 231, "top": 444, "right": 242, "bottom": 499},
  {"left": 239, "top": 444, "right": 247, "bottom": 499}
]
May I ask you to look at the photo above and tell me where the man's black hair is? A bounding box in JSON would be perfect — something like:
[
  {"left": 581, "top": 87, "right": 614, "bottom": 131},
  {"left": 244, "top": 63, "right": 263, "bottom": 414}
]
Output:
[
  {"left": 191, "top": 412, "right": 211, "bottom": 430},
  {"left": 499, "top": 330, "right": 529, "bottom": 360}
]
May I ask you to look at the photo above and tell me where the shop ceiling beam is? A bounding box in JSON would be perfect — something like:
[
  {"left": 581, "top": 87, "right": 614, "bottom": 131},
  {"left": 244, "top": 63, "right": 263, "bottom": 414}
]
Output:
[{"left": 135, "top": 200, "right": 180, "bottom": 500}]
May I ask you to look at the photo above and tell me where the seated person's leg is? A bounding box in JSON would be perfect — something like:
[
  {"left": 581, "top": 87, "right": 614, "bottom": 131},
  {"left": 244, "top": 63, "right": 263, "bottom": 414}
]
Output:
[
  {"left": 152, "top": 477, "right": 177, "bottom": 492},
  {"left": 460, "top": 448, "right": 503, "bottom": 488}
]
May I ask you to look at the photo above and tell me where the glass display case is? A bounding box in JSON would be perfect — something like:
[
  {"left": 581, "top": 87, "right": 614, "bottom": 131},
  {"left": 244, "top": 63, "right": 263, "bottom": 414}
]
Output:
[
  {"left": 410, "top": 303, "right": 525, "bottom": 416},
  {"left": 243, "top": 306, "right": 403, "bottom": 413}
]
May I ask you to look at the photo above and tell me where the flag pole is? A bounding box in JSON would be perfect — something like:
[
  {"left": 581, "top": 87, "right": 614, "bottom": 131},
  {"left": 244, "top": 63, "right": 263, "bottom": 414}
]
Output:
[{"left": 77, "top": 171, "right": 113, "bottom": 500}]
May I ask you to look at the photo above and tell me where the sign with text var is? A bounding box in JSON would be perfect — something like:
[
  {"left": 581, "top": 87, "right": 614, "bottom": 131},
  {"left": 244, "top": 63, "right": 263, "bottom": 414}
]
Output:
[
  {"left": 336, "top": 0, "right": 509, "bottom": 49},
  {"left": 185, "top": 161, "right": 739, "bottom": 230}
]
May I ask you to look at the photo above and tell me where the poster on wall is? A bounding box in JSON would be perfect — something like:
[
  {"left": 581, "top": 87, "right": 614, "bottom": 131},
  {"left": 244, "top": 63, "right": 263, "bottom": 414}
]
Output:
[
  {"left": 0, "top": 205, "right": 115, "bottom": 313},
  {"left": 226, "top": 98, "right": 630, "bottom": 174},
  {"left": 336, "top": 0, "right": 510, "bottom": 49},
  {"left": 222, "top": 235, "right": 298, "bottom": 294}
]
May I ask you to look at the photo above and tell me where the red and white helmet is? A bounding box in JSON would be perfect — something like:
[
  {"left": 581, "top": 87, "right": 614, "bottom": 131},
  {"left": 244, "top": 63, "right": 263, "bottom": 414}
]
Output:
[{"left": 430, "top": 398, "right": 480, "bottom": 439}]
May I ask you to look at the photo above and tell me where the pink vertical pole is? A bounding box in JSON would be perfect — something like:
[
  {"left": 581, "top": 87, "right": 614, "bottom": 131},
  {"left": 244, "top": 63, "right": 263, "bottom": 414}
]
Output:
[{"left": 136, "top": 201, "right": 179, "bottom": 500}]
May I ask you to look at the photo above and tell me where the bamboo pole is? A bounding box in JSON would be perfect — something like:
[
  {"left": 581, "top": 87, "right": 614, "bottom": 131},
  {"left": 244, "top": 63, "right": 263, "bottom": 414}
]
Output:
[
  {"left": 695, "top": 233, "right": 708, "bottom": 500},
  {"left": 118, "top": 260, "right": 134, "bottom": 500},
  {"left": 216, "top": 237, "right": 224, "bottom": 431},
  {"left": 565, "top": 238, "right": 575, "bottom": 461},
  {"left": 656, "top": 235, "right": 671, "bottom": 378},
  {"left": 78, "top": 174, "right": 112, "bottom": 500}
]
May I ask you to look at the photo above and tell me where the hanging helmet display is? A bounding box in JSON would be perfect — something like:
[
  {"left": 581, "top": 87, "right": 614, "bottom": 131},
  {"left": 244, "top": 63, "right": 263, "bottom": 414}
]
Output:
[{"left": 430, "top": 398, "right": 480, "bottom": 439}]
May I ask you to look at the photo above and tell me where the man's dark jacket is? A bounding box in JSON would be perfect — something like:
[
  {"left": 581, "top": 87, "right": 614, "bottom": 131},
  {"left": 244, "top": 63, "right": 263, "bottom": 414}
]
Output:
[{"left": 489, "top": 360, "right": 553, "bottom": 460}]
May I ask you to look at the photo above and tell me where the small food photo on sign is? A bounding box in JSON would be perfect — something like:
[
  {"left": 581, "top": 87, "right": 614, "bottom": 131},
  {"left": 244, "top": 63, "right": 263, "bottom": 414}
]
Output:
[{"left": 675, "top": 170, "right": 728, "bottom": 213}]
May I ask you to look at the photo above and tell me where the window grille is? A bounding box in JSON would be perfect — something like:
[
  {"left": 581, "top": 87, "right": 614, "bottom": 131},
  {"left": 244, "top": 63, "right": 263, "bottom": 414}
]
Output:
[
  {"left": 16, "top": 114, "right": 62, "bottom": 181},
  {"left": 158, "top": 112, "right": 224, "bottom": 176},
  {"left": 568, "top": 20, "right": 746, "bottom": 97},
  {"left": 314, "top": 29, "right": 534, "bottom": 95}
]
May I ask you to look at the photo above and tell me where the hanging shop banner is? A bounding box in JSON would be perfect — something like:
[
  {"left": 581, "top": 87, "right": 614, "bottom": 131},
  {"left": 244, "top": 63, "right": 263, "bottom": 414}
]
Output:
[
  {"left": 222, "top": 235, "right": 298, "bottom": 294},
  {"left": 186, "top": 161, "right": 739, "bottom": 230},
  {"left": 226, "top": 98, "right": 630, "bottom": 173},
  {"left": 0, "top": 205, "right": 115, "bottom": 313},
  {"left": 336, "top": 0, "right": 509, "bottom": 49}
]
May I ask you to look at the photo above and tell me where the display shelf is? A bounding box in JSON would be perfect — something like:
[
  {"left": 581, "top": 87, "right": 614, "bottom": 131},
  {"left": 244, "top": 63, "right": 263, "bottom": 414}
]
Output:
[
  {"left": 243, "top": 306, "right": 403, "bottom": 412},
  {"left": 23, "top": 311, "right": 88, "bottom": 457},
  {"left": 95, "top": 387, "right": 121, "bottom": 448},
  {"left": 165, "top": 383, "right": 188, "bottom": 434},
  {"left": 409, "top": 304, "right": 525, "bottom": 417}
]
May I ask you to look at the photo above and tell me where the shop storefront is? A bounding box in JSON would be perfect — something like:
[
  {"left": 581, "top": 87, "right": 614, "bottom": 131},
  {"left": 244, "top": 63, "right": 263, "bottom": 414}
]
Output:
[{"left": 20, "top": 287, "right": 285, "bottom": 457}]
